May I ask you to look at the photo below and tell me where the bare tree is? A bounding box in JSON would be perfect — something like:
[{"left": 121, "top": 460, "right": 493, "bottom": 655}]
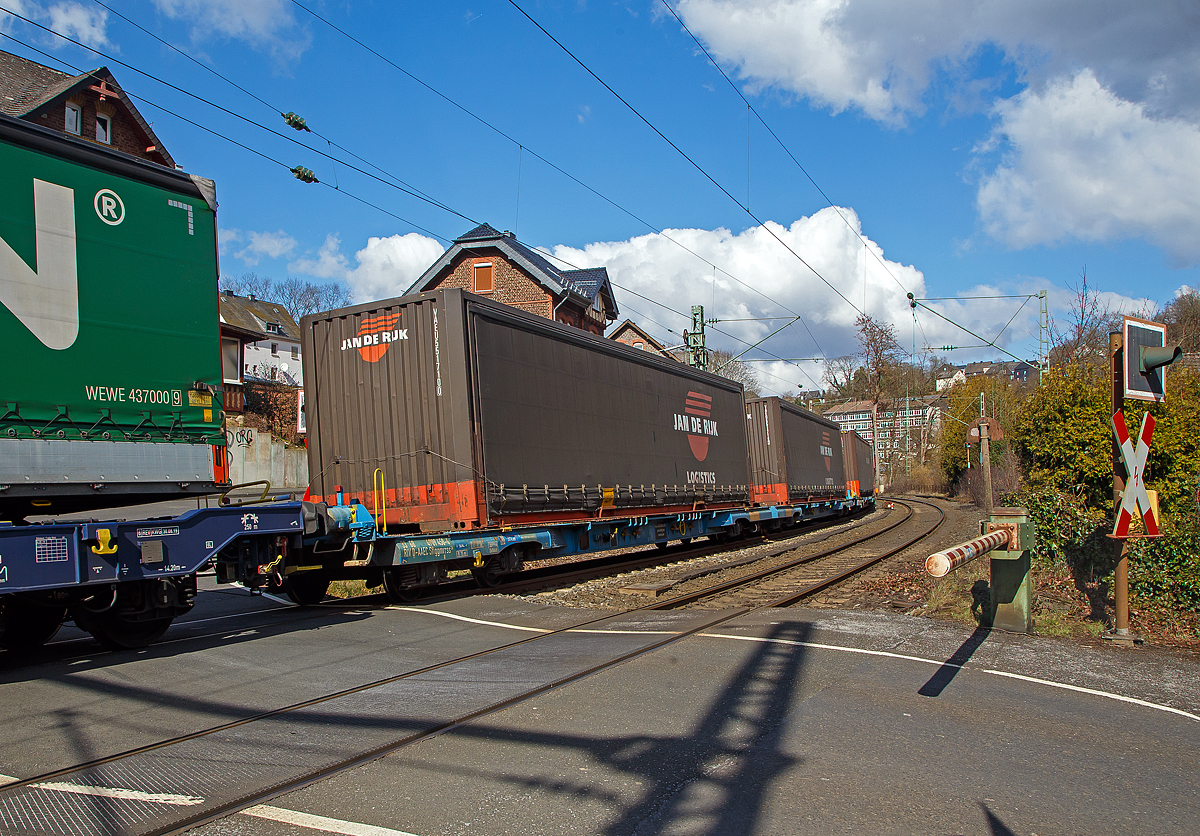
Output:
[
  {"left": 219, "top": 273, "right": 352, "bottom": 322},
  {"left": 856, "top": 314, "right": 904, "bottom": 489},
  {"left": 1158, "top": 286, "right": 1200, "bottom": 353},
  {"left": 822, "top": 355, "right": 861, "bottom": 399},
  {"left": 708, "top": 349, "right": 761, "bottom": 397},
  {"left": 1049, "top": 270, "right": 1122, "bottom": 370}
]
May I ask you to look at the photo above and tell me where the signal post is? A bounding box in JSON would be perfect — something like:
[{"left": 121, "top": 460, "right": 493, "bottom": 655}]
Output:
[{"left": 1108, "top": 316, "right": 1181, "bottom": 644}]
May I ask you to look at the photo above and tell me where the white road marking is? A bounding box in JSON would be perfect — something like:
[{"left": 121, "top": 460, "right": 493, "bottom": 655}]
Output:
[
  {"left": 242, "top": 804, "right": 421, "bottom": 835},
  {"left": 262, "top": 592, "right": 295, "bottom": 606},
  {"left": 701, "top": 632, "right": 1200, "bottom": 723},
  {"left": 397, "top": 610, "right": 1200, "bottom": 722},
  {"left": 30, "top": 781, "right": 204, "bottom": 805},
  {"left": 0, "top": 774, "right": 17, "bottom": 786},
  {"left": 984, "top": 669, "right": 1200, "bottom": 722},
  {"left": 388, "top": 606, "right": 677, "bottom": 635},
  {"left": 385, "top": 607, "right": 550, "bottom": 632}
]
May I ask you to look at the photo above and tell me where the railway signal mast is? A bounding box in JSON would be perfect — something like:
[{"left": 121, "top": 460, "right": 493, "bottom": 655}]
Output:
[{"left": 1107, "top": 316, "right": 1181, "bottom": 644}]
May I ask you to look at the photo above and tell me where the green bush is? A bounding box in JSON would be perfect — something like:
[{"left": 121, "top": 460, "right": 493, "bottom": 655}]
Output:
[
  {"left": 1130, "top": 518, "right": 1200, "bottom": 611},
  {"left": 1004, "top": 487, "right": 1112, "bottom": 580}
]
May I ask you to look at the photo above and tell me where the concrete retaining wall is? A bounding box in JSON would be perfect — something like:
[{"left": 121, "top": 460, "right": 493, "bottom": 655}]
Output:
[{"left": 225, "top": 426, "right": 307, "bottom": 490}]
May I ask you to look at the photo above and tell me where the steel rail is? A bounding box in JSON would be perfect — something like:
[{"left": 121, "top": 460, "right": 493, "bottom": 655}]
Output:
[
  {"left": 647, "top": 499, "right": 926, "bottom": 609},
  {"left": 765, "top": 497, "right": 946, "bottom": 608}
]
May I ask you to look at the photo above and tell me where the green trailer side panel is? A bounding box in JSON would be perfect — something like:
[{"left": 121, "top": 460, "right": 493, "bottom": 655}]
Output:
[{"left": 0, "top": 134, "right": 222, "bottom": 441}]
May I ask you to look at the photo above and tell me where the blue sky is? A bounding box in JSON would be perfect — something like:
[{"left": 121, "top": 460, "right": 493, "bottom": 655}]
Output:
[{"left": 3, "top": 0, "right": 1198, "bottom": 397}]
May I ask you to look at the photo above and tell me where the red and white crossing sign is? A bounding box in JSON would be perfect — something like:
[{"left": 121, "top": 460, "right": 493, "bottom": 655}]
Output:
[{"left": 1111, "top": 410, "right": 1159, "bottom": 538}]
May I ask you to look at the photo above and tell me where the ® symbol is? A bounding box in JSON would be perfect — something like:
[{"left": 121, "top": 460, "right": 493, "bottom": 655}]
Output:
[
  {"left": 0, "top": 179, "right": 78, "bottom": 349},
  {"left": 94, "top": 189, "right": 124, "bottom": 225}
]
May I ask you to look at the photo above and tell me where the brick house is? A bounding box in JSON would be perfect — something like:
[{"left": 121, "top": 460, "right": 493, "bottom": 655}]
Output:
[
  {"left": 407, "top": 223, "right": 618, "bottom": 335},
  {"left": 0, "top": 51, "right": 174, "bottom": 167},
  {"left": 609, "top": 319, "right": 676, "bottom": 360}
]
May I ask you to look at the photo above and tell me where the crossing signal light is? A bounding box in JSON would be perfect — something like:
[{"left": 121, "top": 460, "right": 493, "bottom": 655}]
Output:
[{"left": 1140, "top": 345, "right": 1182, "bottom": 373}]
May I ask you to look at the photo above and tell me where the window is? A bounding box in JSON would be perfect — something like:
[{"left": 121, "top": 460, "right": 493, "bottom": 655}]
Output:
[
  {"left": 473, "top": 262, "right": 494, "bottom": 293},
  {"left": 64, "top": 102, "right": 81, "bottom": 135},
  {"left": 221, "top": 338, "right": 242, "bottom": 384},
  {"left": 95, "top": 114, "right": 111, "bottom": 144},
  {"left": 266, "top": 322, "right": 282, "bottom": 334},
  {"left": 633, "top": 341, "right": 644, "bottom": 350},
  {"left": 270, "top": 343, "right": 279, "bottom": 355},
  {"left": 291, "top": 345, "right": 299, "bottom": 360}
]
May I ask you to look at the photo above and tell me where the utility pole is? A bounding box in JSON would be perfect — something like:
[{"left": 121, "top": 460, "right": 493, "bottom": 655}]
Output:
[
  {"left": 977, "top": 391, "right": 992, "bottom": 516},
  {"left": 687, "top": 305, "right": 708, "bottom": 370},
  {"left": 1038, "top": 290, "right": 1049, "bottom": 382}
]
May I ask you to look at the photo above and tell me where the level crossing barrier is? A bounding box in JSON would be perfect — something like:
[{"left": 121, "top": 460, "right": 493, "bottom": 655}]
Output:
[{"left": 925, "top": 507, "right": 1036, "bottom": 633}]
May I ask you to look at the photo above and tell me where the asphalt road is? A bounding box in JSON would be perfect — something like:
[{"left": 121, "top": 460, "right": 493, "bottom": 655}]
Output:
[{"left": 1, "top": 588, "right": 1197, "bottom": 836}]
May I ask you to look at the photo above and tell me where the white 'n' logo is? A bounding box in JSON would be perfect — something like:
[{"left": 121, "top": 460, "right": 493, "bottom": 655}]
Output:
[{"left": 0, "top": 179, "right": 78, "bottom": 350}]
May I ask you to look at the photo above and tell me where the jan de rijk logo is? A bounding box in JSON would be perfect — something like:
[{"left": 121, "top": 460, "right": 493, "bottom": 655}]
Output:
[
  {"left": 340, "top": 311, "right": 408, "bottom": 362},
  {"left": 672, "top": 390, "right": 719, "bottom": 462}
]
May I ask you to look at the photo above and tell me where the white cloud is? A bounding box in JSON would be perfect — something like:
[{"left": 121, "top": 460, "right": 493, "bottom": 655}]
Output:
[
  {"left": 46, "top": 2, "right": 109, "bottom": 48},
  {"left": 1, "top": 1, "right": 110, "bottom": 48},
  {"left": 288, "top": 233, "right": 349, "bottom": 280},
  {"left": 551, "top": 209, "right": 938, "bottom": 393},
  {"left": 288, "top": 232, "right": 445, "bottom": 301},
  {"left": 674, "top": 2, "right": 1200, "bottom": 261},
  {"left": 151, "top": 0, "right": 310, "bottom": 61},
  {"left": 977, "top": 71, "right": 1200, "bottom": 265},
  {"left": 674, "top": 1, "right": 1200, "bottom": 123},
  {"left": 222, "top": 228, "right": 297, "bottom": 266}
]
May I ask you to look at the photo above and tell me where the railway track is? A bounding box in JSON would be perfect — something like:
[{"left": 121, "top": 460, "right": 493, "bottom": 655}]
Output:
[{"left": 0, "top": 498, "right": 944, "bottom": 836}]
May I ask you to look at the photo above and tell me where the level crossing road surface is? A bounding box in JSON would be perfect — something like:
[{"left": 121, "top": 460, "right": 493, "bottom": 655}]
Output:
[{"left": 1, "top": 586, "right": 1197, "bottom": 836}]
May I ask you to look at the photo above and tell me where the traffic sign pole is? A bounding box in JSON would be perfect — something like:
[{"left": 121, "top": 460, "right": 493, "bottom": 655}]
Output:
[{"left": 1109, "top": 332, "right": 1134, "bottom": 641}]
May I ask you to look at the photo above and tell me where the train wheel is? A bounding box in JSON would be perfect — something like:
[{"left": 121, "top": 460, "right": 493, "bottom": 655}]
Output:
[
  {"left": 282, "top": 571, "right": 331, "bottom": 606},
  {"left": 0, "top": 599, "right": 67, "bottom": 652},
  {"left": 382, "top": 569, "right": 423, "bottom": 603},
  {"left": 470, "top": 562, "right": 504, "bottom": 588},
  {"left": 72, "top": 608, "right": 172, "bottom": 651}
]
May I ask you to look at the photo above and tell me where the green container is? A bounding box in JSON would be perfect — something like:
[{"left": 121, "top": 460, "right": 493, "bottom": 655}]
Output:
[{"left": 0, "top": 116, "right": 225, "bottom": 518}]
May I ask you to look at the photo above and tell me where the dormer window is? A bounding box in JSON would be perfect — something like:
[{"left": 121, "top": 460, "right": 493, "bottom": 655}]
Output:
[
  {"left": 95, "top": 113, "right": 111, "bottom": 144},
  {"left": 265, "top": 322, "right": 283, "bottom": 334},
  {"left": 64, "top": 102, "right": 81, "bottom": 135}
]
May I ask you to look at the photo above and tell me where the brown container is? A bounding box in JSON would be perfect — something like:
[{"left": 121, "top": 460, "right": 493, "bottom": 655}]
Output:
[
  {"left": 745, "top": 397, "right": 845, "bottom": 505},
  {"left": 840, "top": 430, "right": 875, "bottom": 497},
  {"left": 301, "top": 288, "right": 751, "bottom": 531}
]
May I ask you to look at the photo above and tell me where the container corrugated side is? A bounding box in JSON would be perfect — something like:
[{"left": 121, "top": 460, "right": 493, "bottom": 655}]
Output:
[
  {"left": 776, "top": 398, "right": 844, "bottom": 501},
  {"left": 467, "top": 297, "right": 751, "bottom": 522},
  {"left": 842, "top": 430, "right": 860, "bottom": 496},
  {"left": 855, "top": 432, "right": 876, "bottom": 496},
  {"left": 301, "top": 291, "right": 478, "bottom": 529},
  {"left": 745, "top": 398, "right": 784, "bottom": 503},
  {"left": 747, "top": 398, "right": 844, "bottom": 504}
]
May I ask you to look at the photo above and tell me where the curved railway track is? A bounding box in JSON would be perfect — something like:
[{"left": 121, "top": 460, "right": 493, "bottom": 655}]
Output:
[{"left": 0, "top": 497, "right": 945, "bottom": 836}]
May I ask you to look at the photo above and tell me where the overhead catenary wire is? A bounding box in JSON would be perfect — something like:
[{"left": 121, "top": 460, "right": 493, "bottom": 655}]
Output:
[
  {"left": 284, "top": 0, "right": 821, "bottom": 357},
  {"left": 506, "top": 0, "right": 861, "bottom": 327},
  {"left": 0, "top": 31, "right": 457, "bottom": 249},
  {"left": 14, "top": 4, "right": 853, "bottom": 391},
  {"left": 658, "top": 0, "right": 1048, "bottom": 363},
  {"left": 0, "top": 3, "right": 476, "bottom": 227},
  {"left": 89, "top": 0, "right": 451, "bottom": 210},
  {"left": 3, "top": 8, "right": 832, "bottom": 399}
]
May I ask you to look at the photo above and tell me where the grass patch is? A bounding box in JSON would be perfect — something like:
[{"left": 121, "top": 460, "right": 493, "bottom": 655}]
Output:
[{"left": 327, "top": 579, "right": 383, "bottom": 599}]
